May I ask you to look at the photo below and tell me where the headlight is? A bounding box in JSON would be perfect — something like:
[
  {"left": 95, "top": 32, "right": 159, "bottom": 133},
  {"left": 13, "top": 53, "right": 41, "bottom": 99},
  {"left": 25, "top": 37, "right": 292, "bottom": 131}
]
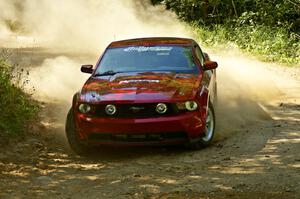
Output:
[
  {"left": 156, "top": 103, "right": 167, "bottom": 114},
  {"left": 185, "top": 101, "right": 198, "bottom": 111},
  {"left": 78, "top": 104, "right": 91, "bottom": 113},
  {"left": 105, "top": 104, "right": 117, "bottom": 115}
]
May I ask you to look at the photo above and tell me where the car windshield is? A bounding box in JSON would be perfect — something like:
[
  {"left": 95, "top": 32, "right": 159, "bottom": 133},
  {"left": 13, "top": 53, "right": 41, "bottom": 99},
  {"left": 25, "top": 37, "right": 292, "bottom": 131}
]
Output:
[{"left": 95, "top": 45, "right": 198, "bottom": 75}]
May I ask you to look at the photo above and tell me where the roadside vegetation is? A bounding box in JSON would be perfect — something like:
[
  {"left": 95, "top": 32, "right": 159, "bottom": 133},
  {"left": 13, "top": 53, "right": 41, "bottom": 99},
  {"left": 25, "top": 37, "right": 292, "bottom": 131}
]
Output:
[
  {"left": 152, "top": 0, "right": 300, "bottom": 65},
  {"left": 0, "top": 52, "right": 39, "bottom": 138}
]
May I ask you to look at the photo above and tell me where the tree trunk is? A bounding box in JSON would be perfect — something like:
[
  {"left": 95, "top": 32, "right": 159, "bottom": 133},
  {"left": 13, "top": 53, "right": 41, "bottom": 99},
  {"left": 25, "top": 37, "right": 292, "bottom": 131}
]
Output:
[{"left": 231, "top": 0, "right": 238, "bottom": 18}]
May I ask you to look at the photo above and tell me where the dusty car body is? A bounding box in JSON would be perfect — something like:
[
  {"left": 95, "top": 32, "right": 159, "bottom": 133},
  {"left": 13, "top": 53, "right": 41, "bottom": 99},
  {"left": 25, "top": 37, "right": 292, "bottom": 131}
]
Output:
[{"left": 66, "top": 37, "right": 218, "bottom": 155}]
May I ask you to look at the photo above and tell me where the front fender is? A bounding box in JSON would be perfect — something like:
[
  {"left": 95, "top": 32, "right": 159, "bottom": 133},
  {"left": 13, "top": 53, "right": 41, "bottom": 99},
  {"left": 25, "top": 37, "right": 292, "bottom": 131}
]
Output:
[{"left": 197, "top": 85, "right": 209, "bottom": 124}]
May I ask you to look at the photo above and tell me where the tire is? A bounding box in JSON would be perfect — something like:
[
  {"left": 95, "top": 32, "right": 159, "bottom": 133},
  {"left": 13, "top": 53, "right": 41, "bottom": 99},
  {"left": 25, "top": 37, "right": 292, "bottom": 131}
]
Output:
[
  {"left": 65, "top": 109, "right": 91, "bottom": 155},
  {"left": 187, "top": 101, "right": 216, "bottom": 149}
]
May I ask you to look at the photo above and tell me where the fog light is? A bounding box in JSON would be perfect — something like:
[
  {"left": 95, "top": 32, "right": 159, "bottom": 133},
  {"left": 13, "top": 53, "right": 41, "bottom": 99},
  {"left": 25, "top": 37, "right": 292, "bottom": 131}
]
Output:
[
  {"left": 185, "top": 101, "right": 198, "bottom": 111},
  {"left": 156, "top": 103, "right": 167, "bottom": 114},
  {"left": 105, "top": 104, "right": 117, "bottom": 115},
  {"left": 78, "top": 104, "right": 91, "bottom": 114}
]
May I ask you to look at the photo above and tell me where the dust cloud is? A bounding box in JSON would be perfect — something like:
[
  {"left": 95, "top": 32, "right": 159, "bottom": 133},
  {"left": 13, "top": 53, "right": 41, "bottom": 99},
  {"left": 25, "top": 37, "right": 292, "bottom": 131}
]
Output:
[
  {"left": 0, "top": 0, "right": 287, "bottom": 137},
  {"left": 0, "top": 0, "right": 190, "bottom": 53},
  {"left": 27, "top": 56, "right": 88, "bottom": 101},
  {"left": 0, "top": 0, "right": 191, "bottom": 101},
  {"left": 208, "top": 47, "right": 286, "bottom": 137}
]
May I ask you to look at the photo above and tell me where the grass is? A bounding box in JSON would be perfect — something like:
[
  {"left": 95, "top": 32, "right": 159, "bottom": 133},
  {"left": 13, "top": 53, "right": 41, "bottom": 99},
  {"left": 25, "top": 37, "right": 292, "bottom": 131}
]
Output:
[
  {"left": 0, "top": 52, "right": 39, "bottom": 137},
  {"left": 193, "top": 24, "right": 300, "bottom": 66}
]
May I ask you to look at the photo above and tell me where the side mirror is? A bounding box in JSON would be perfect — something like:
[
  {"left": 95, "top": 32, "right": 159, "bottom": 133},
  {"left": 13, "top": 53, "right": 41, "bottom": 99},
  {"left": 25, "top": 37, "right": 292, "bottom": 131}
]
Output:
[
  {"left": 203, "top": 61, "right": 218, "bottom": 70},
  {"left": 81, "top": 64, "right": 93, "bottom": 74}
]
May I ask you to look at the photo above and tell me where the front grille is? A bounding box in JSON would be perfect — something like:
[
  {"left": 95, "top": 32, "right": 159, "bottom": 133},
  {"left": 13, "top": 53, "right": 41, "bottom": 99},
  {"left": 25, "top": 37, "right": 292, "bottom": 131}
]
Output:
[
  {"left": 89, "top": 132, "right": 187, "bottom": 142},
  {"left": 91, "top": 103, "right": 178, "bottom": 118}
]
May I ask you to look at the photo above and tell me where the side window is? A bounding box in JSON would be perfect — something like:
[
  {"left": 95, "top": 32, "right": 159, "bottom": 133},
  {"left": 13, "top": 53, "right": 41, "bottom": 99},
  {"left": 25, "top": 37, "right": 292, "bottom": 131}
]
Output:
[{"left": 195, "top": 46, "right": 205, "bottom": 67}]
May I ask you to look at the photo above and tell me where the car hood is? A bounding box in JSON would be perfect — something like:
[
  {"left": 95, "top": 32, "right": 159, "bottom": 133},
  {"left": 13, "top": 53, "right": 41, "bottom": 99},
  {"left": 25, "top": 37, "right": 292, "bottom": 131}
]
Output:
[{"left": 79, "top": 72, "right": 201, "bottom": 103}]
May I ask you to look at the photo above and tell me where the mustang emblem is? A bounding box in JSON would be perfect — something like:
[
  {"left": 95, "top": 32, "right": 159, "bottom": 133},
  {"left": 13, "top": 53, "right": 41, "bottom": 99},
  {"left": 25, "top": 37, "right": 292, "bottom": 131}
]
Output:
[{"left": 129, "top": 106, "right": 145, "bottom": 113}]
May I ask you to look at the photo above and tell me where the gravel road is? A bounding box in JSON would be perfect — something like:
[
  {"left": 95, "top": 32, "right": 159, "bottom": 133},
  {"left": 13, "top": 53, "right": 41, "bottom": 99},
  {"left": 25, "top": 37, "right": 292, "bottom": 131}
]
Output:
[{"left": 0, "top": 48, "right": 299, "bottom": 199}]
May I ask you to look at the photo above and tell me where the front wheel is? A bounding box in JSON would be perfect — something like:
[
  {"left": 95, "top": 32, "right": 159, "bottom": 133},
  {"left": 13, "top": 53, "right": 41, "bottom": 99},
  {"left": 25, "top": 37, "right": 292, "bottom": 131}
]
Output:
[
  {"left": 187, "top": 102, "right": 216, "bottom": 149},
  {"left": 65, "top": 109, "right": 91, "bottom": 155}
]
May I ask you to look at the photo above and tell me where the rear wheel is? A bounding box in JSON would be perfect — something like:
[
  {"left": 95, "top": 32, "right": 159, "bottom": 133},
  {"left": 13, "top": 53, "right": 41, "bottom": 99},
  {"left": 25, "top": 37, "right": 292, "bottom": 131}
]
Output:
[
  {"left": 187, "top": 102, "right": 216, "bottom": 149},
  {"left": 65, "top": 109, "right": 91, "bottom": 155}
]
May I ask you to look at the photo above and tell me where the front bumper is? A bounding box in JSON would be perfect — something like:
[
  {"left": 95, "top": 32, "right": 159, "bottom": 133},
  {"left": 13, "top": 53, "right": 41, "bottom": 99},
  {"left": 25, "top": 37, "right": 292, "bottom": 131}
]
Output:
[{"left": 75, "top": 111, "right": 206, "bottom": 145}]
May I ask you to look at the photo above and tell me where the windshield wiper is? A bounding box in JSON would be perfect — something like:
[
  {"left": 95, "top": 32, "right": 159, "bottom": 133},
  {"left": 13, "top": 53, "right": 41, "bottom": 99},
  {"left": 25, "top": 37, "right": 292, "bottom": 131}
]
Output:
[{"left": 94, "top": 70, "right": 121, "bottom": 77}]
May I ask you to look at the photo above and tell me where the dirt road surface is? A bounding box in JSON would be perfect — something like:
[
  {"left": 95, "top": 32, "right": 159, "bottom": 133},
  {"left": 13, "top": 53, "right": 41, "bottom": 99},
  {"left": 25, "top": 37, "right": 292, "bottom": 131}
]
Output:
[{"left": 0, "top": 48, "right": 299, "bottom": 199}]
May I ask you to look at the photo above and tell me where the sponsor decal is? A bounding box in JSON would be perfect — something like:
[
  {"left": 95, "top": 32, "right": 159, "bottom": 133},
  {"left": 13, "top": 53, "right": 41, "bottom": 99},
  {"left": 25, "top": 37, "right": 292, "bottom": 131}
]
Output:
[
  {"left": 123, "top": 46, "right": 173, "bottom": 52},
  {"left": 119, "top": 79, "right": 160, "bottom": 84}
]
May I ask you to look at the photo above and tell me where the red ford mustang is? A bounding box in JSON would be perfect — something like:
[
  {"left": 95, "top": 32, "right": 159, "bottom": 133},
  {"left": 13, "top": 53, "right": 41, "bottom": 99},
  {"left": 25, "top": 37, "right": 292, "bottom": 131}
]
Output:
[{"left": 66, "top": 37, "right": 218, "bottom": 155}]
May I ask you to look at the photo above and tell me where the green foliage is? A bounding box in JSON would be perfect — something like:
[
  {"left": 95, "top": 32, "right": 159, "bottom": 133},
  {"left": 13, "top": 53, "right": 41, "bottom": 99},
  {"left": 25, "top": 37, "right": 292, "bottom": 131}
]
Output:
[
  {"left": 154, "top": 0, "right": 300, "bottom": 32},
  {"left": 152, "top": 0, "right": 300, "bottom": 65},
  {"left": 0, "top": 53, "right": 39, "bottom": 137},
  {"left": 193, "top": 24, "right": 300, "bottom": 65}
]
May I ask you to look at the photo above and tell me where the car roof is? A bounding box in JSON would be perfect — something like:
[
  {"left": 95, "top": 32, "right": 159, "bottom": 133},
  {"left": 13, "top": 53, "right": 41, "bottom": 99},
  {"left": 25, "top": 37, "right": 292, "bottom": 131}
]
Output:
[{"left": 108, "top": 37, "right": 196, "bottom": 48}]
